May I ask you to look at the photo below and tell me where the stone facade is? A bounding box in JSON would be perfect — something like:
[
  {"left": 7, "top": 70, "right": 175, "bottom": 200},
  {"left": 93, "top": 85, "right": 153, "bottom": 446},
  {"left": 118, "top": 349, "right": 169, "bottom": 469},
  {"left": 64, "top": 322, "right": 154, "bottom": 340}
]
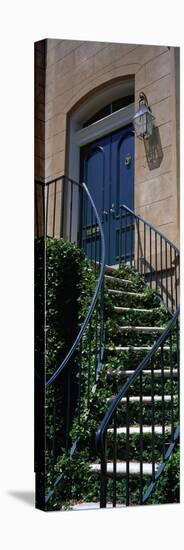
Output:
[{"left": 35, "top": 39, "right": 180, "bottom": 247}]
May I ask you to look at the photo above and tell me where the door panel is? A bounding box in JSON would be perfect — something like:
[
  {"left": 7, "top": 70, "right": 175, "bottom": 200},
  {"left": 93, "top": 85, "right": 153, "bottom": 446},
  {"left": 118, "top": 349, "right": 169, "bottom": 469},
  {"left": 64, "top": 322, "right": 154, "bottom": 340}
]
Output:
[
  {"left": 110, "top": 127, "right": 134, "bottom": 264},
  {"left": 80, "top": 135, "right": 111, "bottom": 264},
  {"left": 80, "top": 124, "right": 134, "bottom": 265}
]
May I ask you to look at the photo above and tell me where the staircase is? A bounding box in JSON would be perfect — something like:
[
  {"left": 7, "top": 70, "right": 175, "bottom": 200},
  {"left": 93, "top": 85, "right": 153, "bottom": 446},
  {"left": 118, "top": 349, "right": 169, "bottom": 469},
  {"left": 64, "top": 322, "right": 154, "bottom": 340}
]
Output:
[
  {"left": 35, "top": 176, "right": 180, "bottom": 510},
  {"left": 87, "top": 264, "right": 179, "bottom": 507}
]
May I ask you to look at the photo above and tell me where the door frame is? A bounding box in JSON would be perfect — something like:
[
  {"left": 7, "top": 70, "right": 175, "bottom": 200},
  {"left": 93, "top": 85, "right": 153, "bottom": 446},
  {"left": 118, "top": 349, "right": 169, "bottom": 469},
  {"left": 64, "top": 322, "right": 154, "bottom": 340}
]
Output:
[{"left": 66, "top": 79, "right": 135, "bottom": 241}]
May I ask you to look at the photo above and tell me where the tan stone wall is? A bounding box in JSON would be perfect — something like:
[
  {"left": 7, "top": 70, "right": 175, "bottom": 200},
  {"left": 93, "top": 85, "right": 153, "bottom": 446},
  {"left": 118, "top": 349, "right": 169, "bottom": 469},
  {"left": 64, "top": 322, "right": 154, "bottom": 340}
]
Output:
[
  {"left": 42, "top": 39, "right": 179, "bottom": 247},
  {"left": 135, "top": 47, "right": 179, "bottom": 248}
]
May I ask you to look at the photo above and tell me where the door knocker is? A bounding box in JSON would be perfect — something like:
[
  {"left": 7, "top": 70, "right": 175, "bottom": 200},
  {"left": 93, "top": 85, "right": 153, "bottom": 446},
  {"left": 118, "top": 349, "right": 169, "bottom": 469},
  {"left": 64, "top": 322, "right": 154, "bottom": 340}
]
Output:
[{"left": 124, "top": 153, "right": 132, "bottom": 166}]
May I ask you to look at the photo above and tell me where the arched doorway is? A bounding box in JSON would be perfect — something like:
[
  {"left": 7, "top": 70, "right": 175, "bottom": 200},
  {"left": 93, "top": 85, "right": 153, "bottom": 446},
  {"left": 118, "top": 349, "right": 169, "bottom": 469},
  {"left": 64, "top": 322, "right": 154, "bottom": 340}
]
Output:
[{"left": 67, "top": 77, "right": 135, "bottom": 265}]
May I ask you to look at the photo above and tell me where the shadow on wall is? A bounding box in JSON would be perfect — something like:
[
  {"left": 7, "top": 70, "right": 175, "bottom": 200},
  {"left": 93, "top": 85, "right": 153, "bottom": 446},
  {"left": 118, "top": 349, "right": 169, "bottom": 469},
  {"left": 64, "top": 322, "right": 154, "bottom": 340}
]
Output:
[{"left": 144, "top": 125, "right": 163, "bottom": 170}]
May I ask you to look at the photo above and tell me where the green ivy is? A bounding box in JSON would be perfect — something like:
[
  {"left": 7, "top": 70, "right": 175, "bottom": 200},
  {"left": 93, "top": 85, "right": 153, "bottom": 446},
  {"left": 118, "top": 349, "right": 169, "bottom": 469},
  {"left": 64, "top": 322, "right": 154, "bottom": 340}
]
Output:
[
  {"left": 35, "top": 241, "right": 179, "bottom": 509},
  {"left": 35, "top": 237, "right": 97, "bottom": 504},
  {"left": 150, "top": 448, "right": 180, "bottom": 504}
]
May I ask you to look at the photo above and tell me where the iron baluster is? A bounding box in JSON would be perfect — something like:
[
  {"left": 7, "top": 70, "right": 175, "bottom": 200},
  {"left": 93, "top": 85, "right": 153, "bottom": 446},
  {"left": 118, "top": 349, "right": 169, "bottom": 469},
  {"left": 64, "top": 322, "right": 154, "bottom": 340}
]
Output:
[
  {"left": 35, "top": 183, "right": 39, "bottom": 238},
  {"left": 41, "top": 183, "right": 45, "bottom": 237},
  {"left": 78, "top": 340, "right": 83, "bottom": 427},
  {"left": 144, "top": 222, "right": 146, "bottom": 280},
  {"left": 169, "top": 332, "right": 174, "bottom": 437},
  {"left": 155, "top": 232, "right": 158, "bottom": 291},
  {"left": 150, "top": 227, "right": 152, "bottom": 288},
  {"left": 66, "top": 369, "right": 71, "bottom": 450},
  {"left": 87, "top": 321, "right": 92, "bottom": 406},
  {"left": 130, "top": 213, "right": 133, "bottom": 268},
  {"left": 126, "top": 393, "right": 130, "bottom": 506},
  {"left": 151, "top": 357, "right": 155, "bottom": 483},
  {"left": 60, "top": 176, "right": 64, "bottom": 238},
  {"left": 53, "top": 179, "right": 57, "bottom": 237},
  {"left": 176, "top": 318, "right": 180, "bottom": 406},
  {"left": 160, "top": 236, "right": 163, "bottom": 300},
  {"left": 175, "top": 251, "right": 178, "bottom": 308},
  {"left": 69, "top": 181, "right": 73, "bottom": 241},
  {"left": 160, "top": 343, "right": 165, "bottom": 458},
  {"left": 100, "top": 278, "right": 105, "bottom": 361},
  {"left": 170, "top": 246, "right": 173, "bottom": 312},
  {"left": 78, "top": 182, "right": 83, "bottom": 249},
  {"left": 90, "top": 204, "right": 93, "bottom": 264},
  {"left": 94, "top": 215, "right": 97, "bottom": 274},
  {"left": 52, "top": 386, "right": 57, "bottom": 484},
  {"left": 113, "top": 411, "right": 117, "bottom": 507},
  {"left": 46, "top": 183, "right": 50, "bottom": 237},
  {"left": 125, "top": 209, "right": 127, "bottom": 263},
  {"left": 165, "top": 242, "right": 168, "bottom": 309},
  {"left": 139, "top": 371, "right": 143, "bottom": 504},
  {"left": 95, "top": 303, "right": 98, "bottom": 381},
  {"left": 84, "top": 189, "right": 87, "bottom": 256},
  {"left": 137, "top": 218, "right": 140, "bottom": 273},
  {"left": 100, "top": 434, "right": 107, "bottom": 508},
  {"left": 119, "top": 207, "right": 123, "bottom": 267}
]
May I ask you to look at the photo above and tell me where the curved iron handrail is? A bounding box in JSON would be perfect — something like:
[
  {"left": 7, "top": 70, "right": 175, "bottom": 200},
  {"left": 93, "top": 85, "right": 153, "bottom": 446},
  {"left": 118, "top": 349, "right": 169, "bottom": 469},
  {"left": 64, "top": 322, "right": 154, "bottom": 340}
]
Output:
[
  {"left": 117, "top": 203, "right": 179, "bottom": 314},
  {"left": 120, "top": 204, "right": 179, "bottom": 256},
  {"left": 96, "top": 307, "right": 180, "bottom": 454},
  {"left": 35, "top": 174, "right": 106, "bottom": 505},
  {"left": 142, "top": 424, "right": 179, "bottom": 503},
  {"left": 46, "top": 181, "right": 105, "bottom": 388},
  {"left": 96, "top": 203, "right": 180, "bottom": 507}
]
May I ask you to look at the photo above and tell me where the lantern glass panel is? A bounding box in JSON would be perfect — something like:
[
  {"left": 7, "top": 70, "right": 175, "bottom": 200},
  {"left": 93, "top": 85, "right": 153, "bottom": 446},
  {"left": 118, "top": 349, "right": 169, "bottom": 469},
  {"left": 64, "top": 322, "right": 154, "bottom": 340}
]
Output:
[
  {"left": 134, "top": 112, "right": 147, "bottom": 138},
  {"left": 145, "top": 111, "right": 153, "bottom": 138}
]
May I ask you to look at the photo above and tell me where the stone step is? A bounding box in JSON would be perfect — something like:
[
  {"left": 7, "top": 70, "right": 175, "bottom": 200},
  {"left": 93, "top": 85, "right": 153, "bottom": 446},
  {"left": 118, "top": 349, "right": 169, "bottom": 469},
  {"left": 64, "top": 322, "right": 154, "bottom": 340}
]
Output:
[
  {"left": 106, "top": 345, "right": 170, "bottom": 352},
  {"left": 72, "top": 501, "right": 125, "bottom": 510},
  {"left": 114, "top": 306, "right": 158, "bottom": 313},
  {"left": 116, "top": 326, "right": 166, "bottom": 334},
  {"left": 105, "top": 274, "right": 134, "bottom": 286},
  {"left": 107, "top": 425, "right": 171, "bottom": 435},
  {"left": 107, "top": 368, "right": 178, "bottom": 378},
  {"left": 117, "top": 325, "right": 165, "bottom": 334},
  {"left": 108, "top": 289, "right": 143, "bottom": 297},
  {"left": 106, "top": 395, "right": 176, "bottom": 405},
  {"left": 104, "top": 263, "right": 135, "bottom": 274},
  {"left": 90, "top": 461, "right": 159, "bottom": 476}
]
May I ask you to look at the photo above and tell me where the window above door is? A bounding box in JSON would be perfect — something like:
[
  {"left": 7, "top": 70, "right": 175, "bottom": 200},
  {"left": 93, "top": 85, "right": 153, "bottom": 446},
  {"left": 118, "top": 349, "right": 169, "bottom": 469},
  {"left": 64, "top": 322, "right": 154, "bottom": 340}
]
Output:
[{"left": 83, "top": 95, "right": 134, "bottom": 128}]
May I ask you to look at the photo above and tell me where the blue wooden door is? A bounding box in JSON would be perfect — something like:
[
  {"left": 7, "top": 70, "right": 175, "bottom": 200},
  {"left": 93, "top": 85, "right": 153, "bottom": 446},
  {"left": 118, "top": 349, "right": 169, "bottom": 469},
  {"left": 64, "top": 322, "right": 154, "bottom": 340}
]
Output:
[
  {"left": 80, "top": 124, "right": 134, "bottom": 265},
  {"left": 110, "top": 126, "right": 134, "bottom": 264}
]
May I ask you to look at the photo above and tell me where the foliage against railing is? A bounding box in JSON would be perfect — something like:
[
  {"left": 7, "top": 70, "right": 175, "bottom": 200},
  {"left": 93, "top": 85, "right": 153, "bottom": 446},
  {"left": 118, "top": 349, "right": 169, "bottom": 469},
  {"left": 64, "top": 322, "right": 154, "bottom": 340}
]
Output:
[
  {"left": 35, "top": 175, "right": 105, "bottom": 504},
  {"left": 96, "top": 204, "right": 180, "bottom": 507}
]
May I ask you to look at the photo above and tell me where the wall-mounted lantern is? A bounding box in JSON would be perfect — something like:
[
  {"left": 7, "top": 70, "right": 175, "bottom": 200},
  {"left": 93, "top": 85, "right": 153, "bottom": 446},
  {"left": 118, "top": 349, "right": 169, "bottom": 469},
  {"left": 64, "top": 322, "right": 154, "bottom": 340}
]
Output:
[{"left": 133, "top": 92, "right": 154, "bottom": 140}]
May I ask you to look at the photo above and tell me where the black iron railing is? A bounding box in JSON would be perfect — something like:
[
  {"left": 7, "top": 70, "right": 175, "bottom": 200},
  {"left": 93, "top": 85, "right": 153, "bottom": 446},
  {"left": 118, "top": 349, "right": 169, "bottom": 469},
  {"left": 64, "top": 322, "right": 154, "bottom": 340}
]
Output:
[
  {"left": 96, "top": 310, "right": 179, "bottom": 507},
  {"left": 118, "top": 204, "right": 179, "bottom": 313},
  {"left": 35, "top": 183, "right": 179, "bottom": 507},
  {"left": 96, "top": 204, "right": 180, "bottom": 507},
  {"left": 35, "top": 175, "right": 105, "bottom": 503}
]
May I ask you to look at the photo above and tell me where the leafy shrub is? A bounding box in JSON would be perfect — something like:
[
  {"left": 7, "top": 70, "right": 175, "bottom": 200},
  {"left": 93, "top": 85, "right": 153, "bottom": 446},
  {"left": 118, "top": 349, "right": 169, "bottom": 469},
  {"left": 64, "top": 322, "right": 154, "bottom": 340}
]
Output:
[
  {"left": 150, "top": 448, "right": 180, "bottom": 504},
  {"left": 35, "top": 237, "right": 96, "bottom": 506}
]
